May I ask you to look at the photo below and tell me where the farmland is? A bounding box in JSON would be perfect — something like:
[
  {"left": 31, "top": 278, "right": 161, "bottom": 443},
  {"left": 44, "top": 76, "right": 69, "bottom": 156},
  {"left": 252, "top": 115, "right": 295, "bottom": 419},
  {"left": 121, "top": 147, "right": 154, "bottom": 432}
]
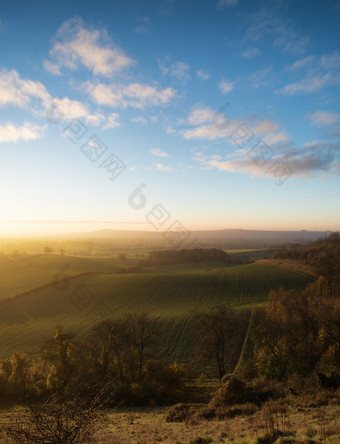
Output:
[{"left": 0, "top": 255, "right": 313, "bottom": 361}]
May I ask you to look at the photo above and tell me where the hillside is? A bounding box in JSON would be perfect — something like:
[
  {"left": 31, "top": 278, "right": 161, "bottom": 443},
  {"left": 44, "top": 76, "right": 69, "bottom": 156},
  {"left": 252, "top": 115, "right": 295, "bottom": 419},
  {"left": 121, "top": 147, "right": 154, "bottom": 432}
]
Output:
[
  {"left": 0, "top": 263, "right": 313, "bottom": 360},
  {"left": 0, "top": 254, "right": 138, "bottom": 301}
]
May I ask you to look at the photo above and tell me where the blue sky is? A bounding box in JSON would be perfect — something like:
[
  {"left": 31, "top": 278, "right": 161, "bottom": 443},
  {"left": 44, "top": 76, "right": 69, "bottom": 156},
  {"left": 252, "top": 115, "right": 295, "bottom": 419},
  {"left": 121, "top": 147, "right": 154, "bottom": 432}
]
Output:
[{"left": 0, "top": 0, "right": 340, "bottom": 236}]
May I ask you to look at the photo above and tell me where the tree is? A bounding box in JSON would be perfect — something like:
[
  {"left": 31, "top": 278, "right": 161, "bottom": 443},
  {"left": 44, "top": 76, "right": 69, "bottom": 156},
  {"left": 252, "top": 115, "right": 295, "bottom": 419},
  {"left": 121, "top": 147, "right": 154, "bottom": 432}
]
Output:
[
  {"left": 87, "top": 314, "right": 159, "bottom": 385},
  {"left": 44, "top": 246, "right": 53, "bottom": 255},
  {"left": 118, "top": 253, "right": 127, "bottom": 263},
  {"left": 194, "top": 304, "right": 237, "bottom": 381},
  {"left": 4, "top": 385, "right": 107, "bottom": 444},
  {"left": 126, "top": 313, "right": 159, "bottom": 382},
  {"left": 9, "top": 352, "right": 33, "bottom": 393},
  {"left": 252, "top": 287, "right": 326, "bottom": 380},
  {"left": 60, "top": 249, "right": 66, "bottom": 256},
  {"left": 39, "top": 327, "right": 80, "bottom": 391}
]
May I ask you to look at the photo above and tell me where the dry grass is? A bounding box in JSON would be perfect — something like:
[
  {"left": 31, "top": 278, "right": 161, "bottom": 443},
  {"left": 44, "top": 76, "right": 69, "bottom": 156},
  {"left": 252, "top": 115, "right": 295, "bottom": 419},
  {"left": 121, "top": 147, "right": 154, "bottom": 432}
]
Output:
[
  {"left": 93, "top": 404, "right": 339, "bottom": 443},
  {"left": 0, "top": 400, "right": 339, "bottom": 443},
  {"left": 256, "top": 259, "right": 318, "bottom": 277}
]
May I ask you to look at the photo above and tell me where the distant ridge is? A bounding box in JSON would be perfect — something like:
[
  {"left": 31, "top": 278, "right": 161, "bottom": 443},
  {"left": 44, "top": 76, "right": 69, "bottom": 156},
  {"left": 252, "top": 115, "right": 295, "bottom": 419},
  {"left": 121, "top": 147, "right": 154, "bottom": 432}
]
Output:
[{"left": 71, "top": 228, "right": 334, "bottom": 248}]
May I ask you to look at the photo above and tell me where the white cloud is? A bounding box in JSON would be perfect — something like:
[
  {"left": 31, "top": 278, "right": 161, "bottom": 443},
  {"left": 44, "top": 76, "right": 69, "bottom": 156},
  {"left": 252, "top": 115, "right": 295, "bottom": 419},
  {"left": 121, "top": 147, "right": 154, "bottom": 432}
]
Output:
[
  {"left": 306, "top": 110, "right": 340, "bottom": 127},
  {"left": 182, "top": 124, "right": 229, "bottom": 141},
  {"left": 159, "top": 57, "right": 190, "bottom": 81},
  {"left": 102, "top": 113, "right": 120, "bottom": 130},
  {"left": 241, "top": 48, "right": 261, "bottom": 58},
  {"left": 0, "top": 69, "right": 50, "bottom": 109},
  {"left": 131, "top": 116, "right": 148, "bottom": 125},
  {"left": 150, "top": 148, "right": 169, "bottom": 158},
  {"left": 182, "top": 113, "right": 289, "bottom": 146},
  {"left": 196, "top": 70, "right": 210, "bottom": 80},
  {"left": 45, "top": 18, "right": 134, "bottom": 76},
  {"left": 278, "top": 73, "right": 338, "bottom": 95},
  {"left": 279, "top": 51, "right": 340, "bottom": 96},
  {"left": 0, "top": 69, "right": 107, "bottom": 125},
  {"left": 166, "top": 126, "right": 176, "bottom": 134},
  {"left": 43, "top": 61, "right": 62, "bottom": 76},
  {"left": 85, "top": 81, "right": 175, "bottom": 109},
  {"left": 218, "top": 79, "right": 234, "bottom": 94},
  {"left": 0, "top": 122, "right": 46, "bottom": 144},
  {"left": 217, "top": 0, "right": 238, "bottom": 9},
  {"left": 154, "top": 162, "right": 172, "bottom": 172},
  {"left": 188, "top": 106, "right": 214, "bottom": 125},
  {"left": 52, "top": 97, "right": 89, "bottom": 120}
]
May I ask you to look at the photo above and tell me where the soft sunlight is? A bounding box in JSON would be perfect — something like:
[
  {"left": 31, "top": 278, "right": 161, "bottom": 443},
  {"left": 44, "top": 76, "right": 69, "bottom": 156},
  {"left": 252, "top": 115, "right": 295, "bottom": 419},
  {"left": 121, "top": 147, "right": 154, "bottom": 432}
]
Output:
[{"left": 0, "top": 2, "right": 340, "bottom": 442}]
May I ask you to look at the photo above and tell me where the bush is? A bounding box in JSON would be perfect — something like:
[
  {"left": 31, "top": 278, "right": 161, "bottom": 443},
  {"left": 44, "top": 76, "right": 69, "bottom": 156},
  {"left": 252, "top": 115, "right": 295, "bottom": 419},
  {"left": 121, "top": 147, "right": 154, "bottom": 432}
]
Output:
[
  {"left": 210, "top": 374, "right": 247, "bottom": 406},
  {"left": 165, "top": 403, "right": 199, "bottom": 422}
]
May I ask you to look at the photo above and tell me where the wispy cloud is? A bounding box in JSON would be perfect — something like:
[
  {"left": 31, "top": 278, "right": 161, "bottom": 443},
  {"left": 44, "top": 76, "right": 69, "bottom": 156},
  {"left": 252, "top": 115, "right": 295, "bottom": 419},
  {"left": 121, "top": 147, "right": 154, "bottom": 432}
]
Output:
[
  {"left": 279, "top": 73, "right": 339, "bottom": 95},
  {"left": 306, "top": 110, "right": 340, "bottom": 127},
  {"left": 218, "top": 79, "right": 234, "bottom": 94},
  {"left": 279, "top": 52, "right": 340, "bottom": 95},
  {"left": 217, "top": 0, "right": 238, "bottom": 9},
  {"left": 285, "top": 55, "right": 316, "bottom": 72},
  {"left": 44, "top": 18, "right": 134, "bottom": 76},
  {"left": 247, "top": 66, "right": 272, "bottom": 88},
  {"left": 166, "top": 126, "right": 176, "bottom": 134},
  {"left": 102, "top": 113, "right": 120, "bottom": 129},
  {"left": 243, "top": 6, "right": 309, "bottom": 55},
  {"left": 85, "top": 81, "right": 176, "bottom": 109},
  {"left": 194, "top": 140, "right": 340, "bottom": 179},
  {"left": 158, "top": 56, "right": 190, "bottom": 81},
  {"left": 135, "top": 16, "right": 150, "bottom": 34},
  {"left": 241, "top": 48, "right": 261, "bottom": 58},
  {"left": 187, "top": 106, "right": 214, "bottom": 125},
  {"left": 154, "top": 162, "right": 172, "bottom": 171},
  {"left": 196, "top": 70, "right": 210, "bottom": 80},
  {"left": 0, "top": 122, "right": 46, "bottom": 144},
  {"left": 0, "top": 69, "right": 50, "bottom": 109},
  {"left": 131, "top": 115, "right": 148, "bottom": 125},
  {"left": 182, "top": 113, "right": 288, "bottom": 144},
  {"left": 150, "top": 148, "right": 170, "bottom": 157}
]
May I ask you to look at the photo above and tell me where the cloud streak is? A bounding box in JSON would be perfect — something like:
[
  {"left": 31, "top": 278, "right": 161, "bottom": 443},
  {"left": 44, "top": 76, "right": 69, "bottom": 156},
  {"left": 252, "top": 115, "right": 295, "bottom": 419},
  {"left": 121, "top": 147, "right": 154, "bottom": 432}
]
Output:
[{"left": 85, "top": 81, "right": 175, "bottom": 109}]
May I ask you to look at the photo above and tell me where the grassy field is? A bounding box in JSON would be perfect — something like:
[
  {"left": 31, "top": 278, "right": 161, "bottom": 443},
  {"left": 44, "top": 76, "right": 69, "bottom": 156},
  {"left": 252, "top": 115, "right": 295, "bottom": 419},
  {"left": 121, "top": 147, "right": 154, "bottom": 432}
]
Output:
[
  {"left": 0, "top": 254, "right": 140, "bottom": 301},
  {"left": 226, "top": 249, "right": 271, "bottom": 260},
  {"left": 0, "top": 259, "right": 313, "bottom": 361}
]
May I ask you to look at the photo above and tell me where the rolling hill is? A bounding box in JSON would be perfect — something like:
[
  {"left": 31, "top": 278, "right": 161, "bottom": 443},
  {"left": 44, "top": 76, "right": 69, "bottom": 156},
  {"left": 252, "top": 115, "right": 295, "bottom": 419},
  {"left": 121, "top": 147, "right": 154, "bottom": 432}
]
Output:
[{"left": 0, "top": 262, "right": 313, "bottom": 361}]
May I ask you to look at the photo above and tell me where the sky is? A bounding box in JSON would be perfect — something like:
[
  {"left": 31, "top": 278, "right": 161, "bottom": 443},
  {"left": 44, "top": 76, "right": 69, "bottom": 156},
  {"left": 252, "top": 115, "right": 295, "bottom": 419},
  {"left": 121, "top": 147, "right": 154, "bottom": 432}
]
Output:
[{"left": 0, "top": 0, "right": 340, "bottom": 236}]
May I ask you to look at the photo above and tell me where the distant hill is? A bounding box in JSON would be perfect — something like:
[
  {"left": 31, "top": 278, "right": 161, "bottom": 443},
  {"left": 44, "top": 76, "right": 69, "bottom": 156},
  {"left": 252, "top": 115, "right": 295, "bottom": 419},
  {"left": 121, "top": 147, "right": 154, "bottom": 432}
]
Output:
[{"left": 73, "top": 228, "right": 333, "bottom": 249}]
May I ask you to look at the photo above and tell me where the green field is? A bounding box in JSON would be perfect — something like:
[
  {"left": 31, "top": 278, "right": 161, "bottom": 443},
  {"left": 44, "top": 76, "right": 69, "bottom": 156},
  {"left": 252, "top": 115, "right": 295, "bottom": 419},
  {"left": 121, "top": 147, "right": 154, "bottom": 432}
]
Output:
[
  {"left": 0, "top": 256, "right": 313, "bottom": 361},
  {"left": 0, "top": 254, "right": 140, "bottom": 301}
]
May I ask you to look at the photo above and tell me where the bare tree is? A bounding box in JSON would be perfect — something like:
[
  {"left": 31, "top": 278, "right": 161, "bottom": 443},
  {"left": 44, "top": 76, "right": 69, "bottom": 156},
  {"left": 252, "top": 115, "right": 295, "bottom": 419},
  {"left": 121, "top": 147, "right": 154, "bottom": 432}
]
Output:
[
  {"left": 194, "top": 304, "right": 237, "bottom": 381},
  {"left": 4, "top": 383, "right": 109, "bottom": 444}
]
